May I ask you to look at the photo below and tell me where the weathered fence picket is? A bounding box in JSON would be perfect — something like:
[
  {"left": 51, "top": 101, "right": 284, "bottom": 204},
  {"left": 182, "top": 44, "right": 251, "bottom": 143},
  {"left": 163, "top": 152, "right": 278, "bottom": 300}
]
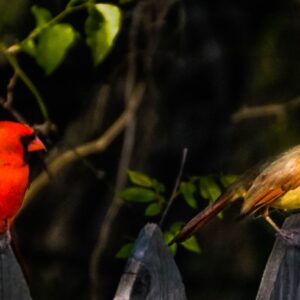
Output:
[
  {"left": 256, "top": 214, "right": 300, "bottom": 300},
  {"left": 115, "top": 215, "right": 300, "bottom": 299},
  {"left": 114, "top": 223, "right": 186, "bottom": 300},
  {"left": 0, "top": 244, "right": 32, "bottom": 300}
]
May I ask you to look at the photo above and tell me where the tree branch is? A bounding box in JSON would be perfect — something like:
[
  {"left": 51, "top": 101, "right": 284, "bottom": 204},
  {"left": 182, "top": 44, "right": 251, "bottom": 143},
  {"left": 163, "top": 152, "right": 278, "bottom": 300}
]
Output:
[
  {"left": 0, "top": 72, "right": 28, "bottom": 124},
  {"left": 4, "top": 53, "right": 50, "bottom": 122},
  {"left": 231, "top": 97, "right": 300, "bottom": 123},
  {"left": 159, "top": 148, "right": 188, "bottom": 228},
  {"left": 23, "top": 83, "right": 145, "bottom": 206}
]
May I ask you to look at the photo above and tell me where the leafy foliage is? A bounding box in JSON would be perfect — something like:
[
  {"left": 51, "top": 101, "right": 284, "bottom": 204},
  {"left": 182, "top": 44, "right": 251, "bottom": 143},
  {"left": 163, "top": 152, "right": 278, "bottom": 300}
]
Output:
[
  {"left": 0, "top": 0, "right": 123, "bottom": 120},
  {"left": 127, "top": 170, "right": 155, "bottom": 188},
  {"left": 35, "top": 24, "right": 78, "bottom": 74},
  {"left": 145, "top": 202, "right": 161, "bottom": 216},
  {"left": 180, "top": 181, "right": 197, "bottom": 209},
  {"left": 31, "top": 5, "right": 52, "bottom": 28},
  {"left": 117, "top": 170, "right": 238, "bottom": 258},
  {"left": 67, "top": 0, "right": 91, "bottom": 8},
  {"left": 181, "top": 236, "right": 201, "bottom": 254},
  {"left": 163, "top": 222, "right": 183, "bottom": 254},
  {"left": 115, "top": 242, "right": 134, "bottom": 259},
  {"left": 220, "top": 174, "right": 238, "bottom": 187},
  {"left": 119, "top": 0, "right": 135, "bottom": 4},
  {"left": 118, "top": 187, "right": 157, "bottom": 203},
  {"left": 22, "top": 3, "right": 122, "bottom": 74},
  {"left": 85, "top": 4, "right": 122, "bottom": 65},
  {"left": 198, "top": 176, "right": 222, "bottom": 203},
  {"left": 119, "top": 170, "right": 165, "bottom": 209}
]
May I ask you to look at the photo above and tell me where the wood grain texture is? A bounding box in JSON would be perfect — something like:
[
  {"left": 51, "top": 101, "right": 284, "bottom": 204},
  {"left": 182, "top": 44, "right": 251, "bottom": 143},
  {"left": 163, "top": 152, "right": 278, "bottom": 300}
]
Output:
[
  {"left": 256, "top": 213, "right": 300, "bottom": 300},
  {"left": 114, "top": 223, "right": 186, "bottom": 300}
]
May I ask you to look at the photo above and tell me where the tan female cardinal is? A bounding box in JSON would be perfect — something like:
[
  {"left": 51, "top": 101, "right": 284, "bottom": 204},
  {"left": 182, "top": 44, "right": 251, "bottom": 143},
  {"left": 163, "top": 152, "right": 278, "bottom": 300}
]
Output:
[
  {"left": 170, "top": 145, "right": 300, "bottom": 246},
  {"left": 0, "top": 121, "right": 45, "bottom": 247}
]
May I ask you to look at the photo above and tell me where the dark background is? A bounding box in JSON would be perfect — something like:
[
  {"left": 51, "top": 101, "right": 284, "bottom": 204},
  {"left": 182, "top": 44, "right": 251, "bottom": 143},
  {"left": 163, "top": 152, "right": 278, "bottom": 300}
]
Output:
[{"left": 1, "top": 0, "right": 300, "bottom": 299}]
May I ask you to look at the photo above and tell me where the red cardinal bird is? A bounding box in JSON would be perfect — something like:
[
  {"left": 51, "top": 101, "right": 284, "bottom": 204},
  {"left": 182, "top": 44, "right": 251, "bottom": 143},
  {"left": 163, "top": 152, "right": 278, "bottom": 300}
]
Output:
[{"left": 0, "top": 121, "right": 45, "bottom": 244}]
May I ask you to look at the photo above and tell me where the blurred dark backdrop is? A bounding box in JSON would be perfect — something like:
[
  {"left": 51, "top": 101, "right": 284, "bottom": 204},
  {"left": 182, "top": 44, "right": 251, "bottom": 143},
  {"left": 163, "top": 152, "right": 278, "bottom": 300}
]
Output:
[{"left": 1, "top": 0, "right": 300, "bottom": 299}]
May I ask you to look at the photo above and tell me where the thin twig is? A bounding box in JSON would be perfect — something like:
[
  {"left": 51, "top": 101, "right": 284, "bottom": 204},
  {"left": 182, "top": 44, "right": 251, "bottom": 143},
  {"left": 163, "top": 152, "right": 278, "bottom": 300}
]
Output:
[
  {"left": 0, "top": 3, "right": 91, "bottom": 122},
  {"left": 23, "top": 83, "right": 144, "bottom": 206},
  {"left": 68, "top": 145, "right": 105, "bottom": 179},
  {"left": 4, "top": 53, "right": 49, "bottom": 122},
  {"left": 231, "top": 96, "right": 300, "bottom": 123},
  {"left": 90, "top": 117, "right": 137, "bottom": 300},
  {"left": 0, "top": 73, "right": 55, "bottom": 137},
  {"left": 6, "top": 72, "right": 18, "bottom": 107},
  {"left": 159, "top": 147, "right": 188, "bottom": 228},
  {"left": 0, "top": 72, "right": 28, "bottom": 124}
]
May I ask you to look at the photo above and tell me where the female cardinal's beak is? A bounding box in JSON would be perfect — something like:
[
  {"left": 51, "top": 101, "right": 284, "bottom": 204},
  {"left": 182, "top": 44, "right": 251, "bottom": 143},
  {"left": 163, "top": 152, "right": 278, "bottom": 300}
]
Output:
[{"left": 27, "top": 137, "right": 46, "bottom": 152}]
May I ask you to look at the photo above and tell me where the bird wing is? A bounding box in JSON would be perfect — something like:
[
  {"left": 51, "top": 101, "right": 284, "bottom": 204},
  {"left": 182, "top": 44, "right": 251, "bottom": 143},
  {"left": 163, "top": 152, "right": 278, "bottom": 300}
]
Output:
[
  {"left": 240, "top": 151, "right": 300, "bottom": 217},
  {"left": 240, "top": 186, "right": 285, "bottom": 217},
  {"left": 170, "top": 160, "right": 269, "bottom": 244}
]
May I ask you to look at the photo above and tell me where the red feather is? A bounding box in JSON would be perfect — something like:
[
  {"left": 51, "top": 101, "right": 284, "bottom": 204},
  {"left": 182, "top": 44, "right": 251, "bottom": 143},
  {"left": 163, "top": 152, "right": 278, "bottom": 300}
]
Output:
[{"left": 0, "top": 121, "right": 45, "bottom": 233}]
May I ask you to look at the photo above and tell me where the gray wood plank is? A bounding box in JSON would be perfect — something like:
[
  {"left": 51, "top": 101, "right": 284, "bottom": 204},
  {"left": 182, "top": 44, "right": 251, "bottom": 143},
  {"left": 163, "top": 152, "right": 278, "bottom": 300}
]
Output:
[
  {"left": 0, "top": 244, "right": 32, "bottom": 300},
  {"left": 114, "top": 223, "right": 186, "bottom": 300},
  {"left": 256, "top": 214, "right": 300, "bottom": 300}
]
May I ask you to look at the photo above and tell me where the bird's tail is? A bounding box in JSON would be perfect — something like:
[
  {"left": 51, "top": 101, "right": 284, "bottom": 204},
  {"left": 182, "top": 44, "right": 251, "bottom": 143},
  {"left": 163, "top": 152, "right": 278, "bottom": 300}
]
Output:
[{"left": 169, "top": 194, "right": 232, "bottom": 245}]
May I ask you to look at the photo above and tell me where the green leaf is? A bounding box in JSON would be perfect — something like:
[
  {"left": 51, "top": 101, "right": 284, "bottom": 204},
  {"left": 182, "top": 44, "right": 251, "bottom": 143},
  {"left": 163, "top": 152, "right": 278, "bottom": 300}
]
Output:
[
  {"left": 163, "top": 231, "right": 177, "bottom": 255},
  {"left": 153, "top": 180, "right": 165, "bottom": 193},
  {"left": 169, "top": 222, "right": 184, "bottom": 234},
  {"left": 144, "top": 203, "right": 161, "bottom": 216},
  {"left": 180, "top": 182, "right": 198, "bottom": 209},
  {"left": 21, "top": 39, "right": 36, "bottom": 57},
  {"left": 21, "top": 5, "right": 52, "bottom": 58},
  {"left": 128, "top": 170, "right": 154, "bottom": 187},
  {"left": 119, "top": 0, "right": 134, "bottom": 4},
  {"left": 67, "top": 0, "right": 90, "bottom": 8},
  {"left": 181, "top": 236, "right": 201, "bottom": 254},
  {"left": 199, "top": 176, "right": 221, "bottom": 203},
  {"left": 115, "top": 242, "right": 134, "bottom": 259},
  {"left": 119, "top": 187, "right": 157, "bottom": 203},
  {"left": 169, "top": 243, "right": 177, "bottom": 255},
  {"left": 31, "top": 5, "right": 52, "bottom": 28},
  {"left": 157, "top": 195, "right": 166, "bottom": 206},
  {"left": 220, "top": 174, "right": 237, "bottom": 187},
  {"left": 36, "top": 24, "right": 78, "bottom": 74},
  {"left": 163, "top": 231, "right": 173, "bottom": 244},
  {"left": 85, "top": 4, "right": 122, "bottom": 65}
]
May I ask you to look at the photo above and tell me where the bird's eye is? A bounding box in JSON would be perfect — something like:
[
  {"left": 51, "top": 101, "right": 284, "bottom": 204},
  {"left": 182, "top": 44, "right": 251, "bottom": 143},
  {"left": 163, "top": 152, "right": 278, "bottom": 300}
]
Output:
[
  {"left": 20, "top": 134, "right": 36, "bottom": 163},
  {"left": 20, "top": 134, "right": 36, "bottom": 147}
]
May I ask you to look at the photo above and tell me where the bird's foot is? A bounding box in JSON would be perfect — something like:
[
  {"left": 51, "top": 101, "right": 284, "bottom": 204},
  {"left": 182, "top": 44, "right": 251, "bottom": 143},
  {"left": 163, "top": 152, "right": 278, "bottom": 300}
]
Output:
[
  {"left": 276, "top": 229, "right": 300, "bottom": 247},
  {"left": 0, "top": 231, "right": 11, "bottom": 252}
]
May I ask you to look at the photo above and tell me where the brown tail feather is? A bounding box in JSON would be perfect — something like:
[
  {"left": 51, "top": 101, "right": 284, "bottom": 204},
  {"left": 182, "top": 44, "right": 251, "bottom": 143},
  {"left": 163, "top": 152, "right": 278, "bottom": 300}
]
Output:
[{"left": 169, "top": 194, "right": 232, "bottom": 245}]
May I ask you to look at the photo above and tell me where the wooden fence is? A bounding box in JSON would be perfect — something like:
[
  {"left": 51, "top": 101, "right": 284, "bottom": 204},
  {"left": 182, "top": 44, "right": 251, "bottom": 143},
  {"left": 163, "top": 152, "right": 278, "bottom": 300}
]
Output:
[
  {"left": 3, "top": 214, "right": 300, "bottom": 299},
  {"left": 0, "top": 244, "right": 32, "bottom": 300},
  {"left": 114, "top": 224, "right": 186, "bottom": 300},
  {"left": 256, "top": 214, "right": 300, "bottom": 300},
  {"left": 114, "top": 215, "right": 300, "bottom": 300}
]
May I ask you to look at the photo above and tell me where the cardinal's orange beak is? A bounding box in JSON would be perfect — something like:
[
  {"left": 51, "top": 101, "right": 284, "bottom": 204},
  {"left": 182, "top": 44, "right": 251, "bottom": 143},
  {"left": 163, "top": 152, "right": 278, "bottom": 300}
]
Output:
[{"left": 27, "top": 136, "right": 46, "bottom": 152}]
